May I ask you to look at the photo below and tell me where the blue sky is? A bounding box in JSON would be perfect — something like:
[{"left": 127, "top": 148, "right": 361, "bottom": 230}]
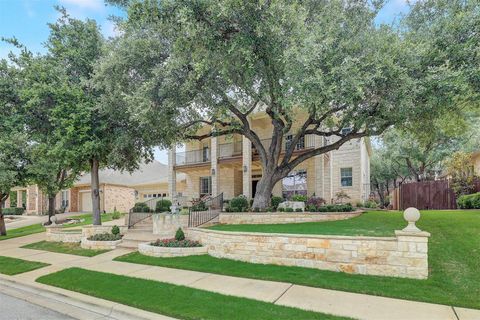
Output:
[{"left": 0, "top": 0, "right": 410, "bottom": 164}]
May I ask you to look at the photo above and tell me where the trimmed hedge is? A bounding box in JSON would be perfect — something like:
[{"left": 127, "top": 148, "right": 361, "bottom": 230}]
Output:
[
  {"left": 156, "top": 199, "right": 172, "bottom": 213},
  {"left": 457, "top": 193, "right": 480, "bottom": 209},
  {"left": 132, "top": 202, "right": 150, "bottom": 213},
  {"left": 2, "top": 207, "right": 25, "bottom": 215},
  {"left": 229, "top": 196, "right": 249, "bottom": 212},
  {"left": 316, "top": 204, "right": 354, "bottom": 212}
]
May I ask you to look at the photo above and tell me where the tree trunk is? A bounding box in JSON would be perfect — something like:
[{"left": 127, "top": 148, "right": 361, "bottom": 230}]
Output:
[
  {"left": 0, "top": 201, "right": 6, "bottom": 236},
  {"left": 91, "top": 157, "right": 101, "bottom": 225},
  {"left": 46, "top": 195, "right": 56, "bottom": 225},
  {"left": 252, "top": 173, "right": 276, "bottom": 210}
]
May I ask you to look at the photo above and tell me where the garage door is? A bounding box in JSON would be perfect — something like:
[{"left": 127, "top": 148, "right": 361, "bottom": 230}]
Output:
[{"left": 81, "top": 192, "right": 92, "bottom": 212}]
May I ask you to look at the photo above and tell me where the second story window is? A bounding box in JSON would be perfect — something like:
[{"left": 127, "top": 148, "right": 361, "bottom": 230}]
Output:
[
  {"left": 282, "top": 170, "right": 307, "bottom": 198},
  {"left": 341, "top": 127, "right": 352, "bottom": 135},
  {"left": 202, "top": 146, "right": 210, "bottom": 162},
  {"left": 200, "top": 176, "right": 212, "bottom": 196},
  {"left": 61, "top": 190, "right": 69, "bottom": 208},
  {"left": 341, "top": 168, "right": 353, "bottom": 187},
  {"left": 285, "top": 135, "right": 305, "bottom": 151}
]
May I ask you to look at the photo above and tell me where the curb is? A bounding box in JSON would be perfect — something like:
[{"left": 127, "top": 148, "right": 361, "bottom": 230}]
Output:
[{"left": 0, "top": 275, "right": 175, "bottom": 320}]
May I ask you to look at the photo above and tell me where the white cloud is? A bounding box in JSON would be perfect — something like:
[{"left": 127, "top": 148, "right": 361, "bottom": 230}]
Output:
[
  {"left": 59, "top": 0, "right": 104, "bottom": 11},
  {"left": 22, "top": 0, "right": 36, "bottom": 17},
  {"left": 101, "top": 20, "right": 119, "bottom": 38}
]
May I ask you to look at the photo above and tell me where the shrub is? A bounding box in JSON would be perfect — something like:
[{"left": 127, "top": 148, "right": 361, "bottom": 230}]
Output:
[
  {"left": 132, "top": 202, "right": 150, "bottom": 213},
  {"left": 363, "top": 200, "right": 378, "bottom": 208},
  {"left": 156, "top": 199, "right": 172, "bottom": 213},
  {"left": 229, "top": 195, "right": 249, "bottom": 212},
  {"left": 306, "top": 196, "right": 326, "bottom": 209},
  {"left": 278, "top": 207, "right": 285, "bottom": 212},
  {"left": 306, "top": 204, "right": 316, "bottom": 212},
  {"left": 151, "top": 239, "right": 202, "bottom": 247},
  {"left": 2, "top": 207, "right": 25, "bottom": 215},
  {"left": 111, "top": 208, "right": 121, "bottom": 220},
  {"left": 317, "top": 204, "right": 354, "bottom": 212},
  {"left": 175, "top": 228, "right": 185, "bottom": 241},
  {"left": 295, "top": 208, "right": 303, "bottom": 212},
  {"left": 270, "top": 196, "right": 283, "bottom": 210},
  {"left": 266, "top": 207, "right": 273, "bottom": 212},
  {"left": 335, "top": 190, "right": 351, "bottom": 203},
  {"left": 457, "top": 193, "right": 480, "bottom": 209},
  {"left": 111, "top": 225, "right": 120, "bottom": 236},
  {"left": 290, "top": 194, "right": 308, "bottom": 202},
  {"left": 88, "top": 233, "right": 122, "bottom": 241},
  {"left": 355, "top": 202, "right": 364, "bottom": 208},
  {"left": 285, "top": 207, "right": 294, "bottom": 212},
  {"left": 191, "top": 199, "right": 207, "bottom": 211}
]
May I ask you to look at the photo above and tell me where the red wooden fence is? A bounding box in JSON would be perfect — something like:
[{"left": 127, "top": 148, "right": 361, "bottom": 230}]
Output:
[{"left": 392, "top": 180, "right": 480, "bottom": 210}]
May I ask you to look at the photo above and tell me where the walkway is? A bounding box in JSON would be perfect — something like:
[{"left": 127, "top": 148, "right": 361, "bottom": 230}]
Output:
[
  {"left": 5, "top": 212, "right": 83, "bottom": 230},
  {"left": 1, "top": 232, "right": 479, "bottom": 320}
]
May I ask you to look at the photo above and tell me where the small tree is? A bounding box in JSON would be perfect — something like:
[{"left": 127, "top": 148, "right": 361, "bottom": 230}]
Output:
[{"left": 445, "top": 151, "right": 478, "bottom": 196}]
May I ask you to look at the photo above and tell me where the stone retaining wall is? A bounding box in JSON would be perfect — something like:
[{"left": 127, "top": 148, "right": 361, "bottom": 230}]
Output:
[
  {"left": 45, "top": 227, "right": 82, "bottom": 243},
  {"left": 219, "top": 211, "right": 363, "bottom": 225},
  {"left": 81, "top": 225, "right": 127, "bottom": 238},
  {"left": 80, "top": 238, "right": 122, "bottom": 250},
  {"left": 152, "top": 214, "right": 188, "bottom": 238},
  {"left": 138, "top": 242, "right": 207, "bottom": 257},
  {"left": 187, "top": 228, "right": 430, "bottom": 279}
]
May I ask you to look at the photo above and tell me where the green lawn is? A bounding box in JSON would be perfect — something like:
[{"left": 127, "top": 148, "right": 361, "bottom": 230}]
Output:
[
  {"left": 117, "top": 210, "right": 480, "bottom": 309},
  {"left": 21, "top": 241, "right": 110, "bottom": 257},
  {"left": 0, "top": 223, "right": 46, "bottom": 241},
  {"left": 0, "top": 256, "right": 49, "bottom": 275},
  {"left": 0, "top": 212, "right": 120, "bottom": 241},
  {"left": 37, "top": 268, "right": 350, "bottom": 320}
]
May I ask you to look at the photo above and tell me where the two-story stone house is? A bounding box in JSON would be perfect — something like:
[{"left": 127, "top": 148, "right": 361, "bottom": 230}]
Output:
[{"left": 169, "top": 111, "right": 372, "bottom": 205}]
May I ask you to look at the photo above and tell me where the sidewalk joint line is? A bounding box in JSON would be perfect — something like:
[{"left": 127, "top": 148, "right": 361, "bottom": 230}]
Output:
[
  {"left": 272, "top": 283, "right": 294, "bottom": 304},
  {"left": 451, "top": 306, "right": 460, "bottom": 320}
]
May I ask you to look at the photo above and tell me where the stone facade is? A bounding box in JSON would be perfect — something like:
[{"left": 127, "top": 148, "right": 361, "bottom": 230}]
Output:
[
  {"left": 152, "top": 214, "right": 189, "bottom": 238},
  {"left": 81, "top": 238, "right": 122, "bottom": 250},
  {"left": 218, "top": 211, "right": 362, "bottom": 225},
  {"left": 138, "top": 242, "right": 207, "bottom": 257},
  {"left": 45, "top": 226, "right": 82, "bottom": 243},
  {"left": 103, "top": 184, "right": 135, "bottom": 213},
  {"left": 187, "top": 228, "right": 430, "bottom": 279}
]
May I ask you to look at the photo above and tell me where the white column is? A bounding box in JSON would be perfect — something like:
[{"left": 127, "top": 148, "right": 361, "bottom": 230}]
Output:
[
  {"left": 314, "top": 136, "right": 324, "bottom": 199},
  {"left": 211, "top": 137, "right": 219, "bottom": 196},
  {"left": 168, "top": 147, "right": 177, "bottom": 200},
  {"left": 242, "top": 136, "right": 252, "bottom": 198}
]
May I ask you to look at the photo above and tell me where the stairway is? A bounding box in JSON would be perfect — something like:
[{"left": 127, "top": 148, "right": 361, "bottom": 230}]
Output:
[{"left": 118, "top": 216, "right": 159, "bottom": 249}]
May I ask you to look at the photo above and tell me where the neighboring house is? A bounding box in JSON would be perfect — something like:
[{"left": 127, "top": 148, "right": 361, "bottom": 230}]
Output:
[
  {"left": 168, "top": 111, "right": 372, "bottom": 204},
  {"left": 4, "top": 161, "right": 186, "bottom": 215}
]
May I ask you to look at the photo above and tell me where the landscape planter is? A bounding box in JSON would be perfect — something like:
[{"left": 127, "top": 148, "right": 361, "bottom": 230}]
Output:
[
  {"left": 138, "top": 242, "right": 207, "bottom": 258},
  {"left": 46, "top": 226, "right": 82, "bottom": 243},
  {"left": 81, "top": 237, "right": 122, "bottom": 250},
  {"left": 218, "top": 211, "right": 363, "bottom": 225}
]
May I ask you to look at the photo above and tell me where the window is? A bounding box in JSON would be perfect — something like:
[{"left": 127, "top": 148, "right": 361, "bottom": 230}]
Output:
[
  {"left": 61, "top": 190, "right": 69, "bottom": 208},
  {"left": 282, "top": 170, "right": 307, "bottom": 198},
  {"left": 200, "top": 176, "right": 212, "bottom": 196},
  {"left": 341, "top": 127, "right": 352, "bottom": 135},
  {"left": 285, "top": 135, "right": 305, "bottom": 150},
  {"left": 202, "top": 146, "right": 210, "bottom": 162},
  {"left": 341, "top": 168, "right": 353, "bottom": 187}
]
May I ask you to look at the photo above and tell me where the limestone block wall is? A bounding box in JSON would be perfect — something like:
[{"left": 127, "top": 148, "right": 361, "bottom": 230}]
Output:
[
  {"left": 219, "top": 211, "right": 362, "bottom": 225},
  {"left": 81, "top": 225, "right": 127, "bottom": 238},
  {"left": 187, "top": 228, "right": 430, "bottom": 279},
  {"left": 46, "top": 227, "right": 82, "bottom": 243},
  {"left": 152, "top": 214, "right": 189, "bottom": 238}
]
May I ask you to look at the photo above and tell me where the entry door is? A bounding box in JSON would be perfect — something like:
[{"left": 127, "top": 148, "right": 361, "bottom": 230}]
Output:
[{"left": 252, "top": 180, "right": 259, "bottom": 197}]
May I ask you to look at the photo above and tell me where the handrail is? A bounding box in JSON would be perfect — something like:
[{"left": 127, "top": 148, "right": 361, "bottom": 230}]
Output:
[
  {"left": 188, "top": 192, "right": 224, "bottom": 227},
  {"left": 175, "top": 149, "right": 211, "bottom": 166}
]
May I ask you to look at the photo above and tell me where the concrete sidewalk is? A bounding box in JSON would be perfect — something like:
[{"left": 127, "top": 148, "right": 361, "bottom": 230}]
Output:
[{"left": 1, "top": 232, "right": 479, "bottom": 320}]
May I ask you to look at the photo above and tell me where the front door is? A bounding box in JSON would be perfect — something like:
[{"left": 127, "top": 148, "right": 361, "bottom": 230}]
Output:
[{"left": 252, "top": 180, "right": 259, "bottom": 197}]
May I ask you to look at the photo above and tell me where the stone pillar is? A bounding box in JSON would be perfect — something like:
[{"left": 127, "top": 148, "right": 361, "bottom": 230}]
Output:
[
  {"left": 314, "top": 136, "right": 324, "bottom": 199},
  {"left": 211, "top": 137, "right": 219, "bottom": 196},
  {"left": 16, "top": 190, "right": 23, "bottom": 208},
  {"left": 329, "top": 150, "right": 334, "bottom": 203},
  {"left": 168, "top": 147, "right": 176, "bottom": 200},
  {"left": 242, "top": 136, "right": 252, "bottom": 198}
]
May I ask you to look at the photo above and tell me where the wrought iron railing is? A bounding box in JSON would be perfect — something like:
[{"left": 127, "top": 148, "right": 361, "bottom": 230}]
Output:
[
  {"left": 188, "top": 193, "right": 223, "bottom": 227},
  {"left": 218, "top": 141, "right": 243, "bottom": 158},
  {"left": 128, "top": 211, "right": 153, "bottom": 228},
  {"left": 175, "top": 148, "right": 211, "bottom": 166}
]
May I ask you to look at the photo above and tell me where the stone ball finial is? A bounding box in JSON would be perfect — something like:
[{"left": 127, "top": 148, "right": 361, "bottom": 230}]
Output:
[{"left": 402, "top": 207, "right": 422, "bottom": 233}]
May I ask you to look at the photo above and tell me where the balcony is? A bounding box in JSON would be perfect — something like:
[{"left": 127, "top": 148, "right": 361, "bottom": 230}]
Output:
[
  {"left": 253, "top": 134, "right": 315, "bottom": 156},
  {"left": 218, "top": 141, "right": 243, "bottom": 159},
  {"left": 175, "top": 148, "right": 211, "bottom": 166}
]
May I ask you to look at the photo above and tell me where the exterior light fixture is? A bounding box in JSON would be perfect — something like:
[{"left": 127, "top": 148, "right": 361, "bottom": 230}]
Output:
[
  {"left": 243, "top": 165, "right": 248, "bottom": 173},
  {"left": 211, "top": 168, "right": 216, "bottom": 175}
]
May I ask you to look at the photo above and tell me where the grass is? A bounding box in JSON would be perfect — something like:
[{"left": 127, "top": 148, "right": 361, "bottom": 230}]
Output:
[
  {"left": 37, "top": 268, "right": 351, "bottom": 320},
  {"left": 0, "top": 212, "right": 121, "bottom": 241},
  {"left": 0, "top": 256, "right": 49, "bottom": 275},
  {"left": 21, "top": 241, "right": 110, "bottom": 257},
  {"left": 0, "top": 223, "right": 46, "bottom": 241},
  {"left": 117, "top": 210, "right": 480, "bottom": 309}
]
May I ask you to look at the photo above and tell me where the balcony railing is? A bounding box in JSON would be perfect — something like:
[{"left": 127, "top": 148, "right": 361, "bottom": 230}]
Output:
[
  {"left": 218, "top": 141, "right": 243, "bottom": 158},
  {"left": 175, "top": 148, "right": 211, "bottom": 166},
  {"left": 253, "top": 134, "right": 315, "bottom": 155}
]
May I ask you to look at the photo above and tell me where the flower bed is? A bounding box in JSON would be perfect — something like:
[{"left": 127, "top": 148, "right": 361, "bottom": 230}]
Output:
[
  {"left": 87, "top": 233, "right": 122, "bottom": 241},
  {"left": 139, "top": 240, "right": 207, "bottom": 257}
]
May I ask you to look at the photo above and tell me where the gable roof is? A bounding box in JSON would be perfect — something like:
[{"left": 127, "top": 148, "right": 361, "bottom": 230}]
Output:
[{"left": 75, "top": 161, "right": 185, "bottom": 187}]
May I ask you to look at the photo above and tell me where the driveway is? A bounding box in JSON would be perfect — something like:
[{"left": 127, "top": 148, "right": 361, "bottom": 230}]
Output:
[{"left": 0, "top": 291, "right": 74, "bottom": 320}]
